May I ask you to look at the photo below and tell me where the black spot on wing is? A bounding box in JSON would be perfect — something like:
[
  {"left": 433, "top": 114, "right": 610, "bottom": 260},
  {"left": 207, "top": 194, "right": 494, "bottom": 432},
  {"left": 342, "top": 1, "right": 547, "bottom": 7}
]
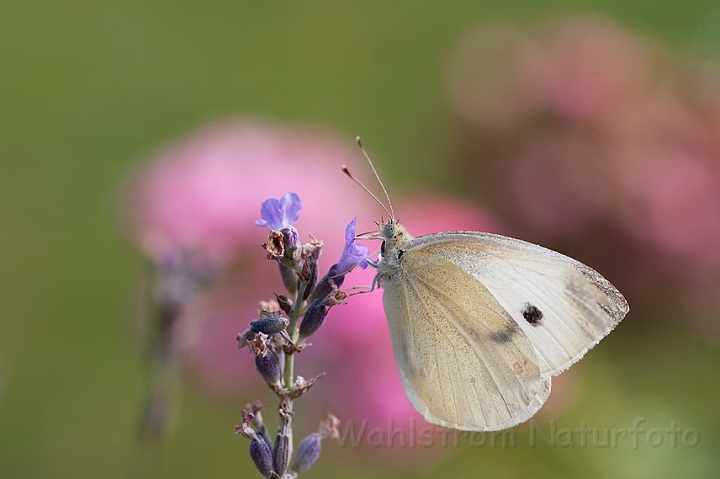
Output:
[
  {"left": 522, "top": 303, "right": 543, "bottom": 326},
  {"left": 490, "top": 323, "right": 519, "bottom": 343}
]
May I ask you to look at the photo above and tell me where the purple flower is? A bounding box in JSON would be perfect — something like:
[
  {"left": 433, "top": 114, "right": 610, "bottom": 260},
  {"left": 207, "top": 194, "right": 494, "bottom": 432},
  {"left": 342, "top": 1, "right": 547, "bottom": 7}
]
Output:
[
  {"left": 336, "top": 218, "right": 369, "bottom": 274},
  {"left": 255, "top": 192, "right": 302, "bottom": 230}
]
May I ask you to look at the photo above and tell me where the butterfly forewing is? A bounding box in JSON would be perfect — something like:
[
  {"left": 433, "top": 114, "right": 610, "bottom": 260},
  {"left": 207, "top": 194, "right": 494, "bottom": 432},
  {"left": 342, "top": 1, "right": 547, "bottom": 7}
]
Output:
[
  {"left": 383, "top": 250, "right": 551, "bottom": 431},
  {"left": 408, "top": 232, "right": 629, "bottom": 377}
]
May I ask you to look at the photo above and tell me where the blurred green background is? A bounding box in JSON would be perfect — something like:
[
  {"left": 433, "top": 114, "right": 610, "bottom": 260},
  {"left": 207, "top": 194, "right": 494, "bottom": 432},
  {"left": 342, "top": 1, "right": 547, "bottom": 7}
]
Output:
[{"left": 2, "top": 1, "right": 720, "bottom": 478}]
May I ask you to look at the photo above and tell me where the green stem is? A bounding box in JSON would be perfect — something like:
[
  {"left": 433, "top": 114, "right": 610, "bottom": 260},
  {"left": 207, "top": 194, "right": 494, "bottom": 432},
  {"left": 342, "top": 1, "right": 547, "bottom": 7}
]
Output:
[
  {"left": 283, "top": 341, "right": 294, "bottom": 390},
  {"left": 283, "top": 281, "right": 307, "bottom": 390}
]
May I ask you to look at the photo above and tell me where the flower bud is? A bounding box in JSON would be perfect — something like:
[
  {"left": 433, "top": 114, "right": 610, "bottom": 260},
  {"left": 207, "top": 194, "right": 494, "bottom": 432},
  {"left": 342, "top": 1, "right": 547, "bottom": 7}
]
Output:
[
  {"left": 280, "top": 226, "right": 301, "bottom": 262},
  {"left": 257, "top": 429, "right": 273, "bottom": 453},
  {"left": 272, "top": 431, "right": 291, "bottom": 476},
  {"left": 249, "top": 436, "right": 274, "bottom": 478},
  {"left": 301, "top": 261, "right": 319, "bottom": 301},
  {"left": 250, "top": 313, "right": 289, "bottom": 335},
  {"left": 247, "top": 401, "right": 274, "bottom": 449},
  {"left": 308, "top": 264, "right": 343, "bottom": 304},
  {"left": 298, "top": 299, "right": 328, "bottom": 339},
  {"left": 290, "top": 433, "right": 322, "bottom": 474},
  {"left": 255, "top": 352, "right": 281, "bottom": 386},
  {"left": 300, "top": 238, "right": 323, "bottom": 300},
  {"left": 237, "top": 414, "right": 275, "bottom": 479},
  {"left": 278, "top": 263, "right": 298, "bottom": 295},
  {"left": 290, "top": 413, "right": 339, "bottom": 474},
  {"left": 272, "top": 399, "right": 293, "bottom": 477}
]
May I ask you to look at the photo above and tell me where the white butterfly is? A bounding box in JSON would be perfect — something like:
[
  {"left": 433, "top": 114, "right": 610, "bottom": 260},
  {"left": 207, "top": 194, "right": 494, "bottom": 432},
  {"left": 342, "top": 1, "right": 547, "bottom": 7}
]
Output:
[
  {"left": 374, "top": 220, "right": 628, "bottom": 431},
  {"left": 346, "top": 139, "right": 629, "bottom": 432}
]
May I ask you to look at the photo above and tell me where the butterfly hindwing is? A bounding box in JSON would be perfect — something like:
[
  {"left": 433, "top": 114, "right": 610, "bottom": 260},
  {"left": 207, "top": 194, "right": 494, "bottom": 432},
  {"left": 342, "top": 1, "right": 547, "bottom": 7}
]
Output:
[{"left": 383, "top": 250, "right": 551, "bottom": 431}]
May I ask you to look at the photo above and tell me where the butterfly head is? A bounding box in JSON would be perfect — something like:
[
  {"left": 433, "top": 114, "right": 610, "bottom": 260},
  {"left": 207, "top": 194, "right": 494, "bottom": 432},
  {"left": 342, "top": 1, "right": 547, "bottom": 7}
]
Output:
[
  {"left": 381, "top": 219, "right": 397, "bottom": 240},
  {"left": 377, "top": 218, "right": 413, "bottom": 257}
]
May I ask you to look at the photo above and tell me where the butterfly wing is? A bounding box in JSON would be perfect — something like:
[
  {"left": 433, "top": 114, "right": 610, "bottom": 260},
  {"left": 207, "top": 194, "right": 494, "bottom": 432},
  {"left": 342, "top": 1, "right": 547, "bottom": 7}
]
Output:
[
  {"left": 406, "top": 232, "right": 629, "bottom": 377},
  {"left": 383, "top": 250, "right": 551, "bottom": 431}
]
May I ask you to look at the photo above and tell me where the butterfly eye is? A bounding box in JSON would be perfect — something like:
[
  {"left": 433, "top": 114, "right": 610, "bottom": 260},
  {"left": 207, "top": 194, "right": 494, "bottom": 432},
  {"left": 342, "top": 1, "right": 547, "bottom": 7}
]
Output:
[{"left": 383, "top": 222, "right": 396, "bottom": 238}]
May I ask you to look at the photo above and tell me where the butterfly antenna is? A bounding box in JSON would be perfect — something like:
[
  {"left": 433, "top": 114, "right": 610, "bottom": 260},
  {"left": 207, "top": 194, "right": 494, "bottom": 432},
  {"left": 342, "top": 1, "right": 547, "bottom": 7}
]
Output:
[
  {"left": 342, "top": 165, "right": 392, "bottom": 219},
  {"left": 355, "top": 136, "right": 395, "bottom": 219}
]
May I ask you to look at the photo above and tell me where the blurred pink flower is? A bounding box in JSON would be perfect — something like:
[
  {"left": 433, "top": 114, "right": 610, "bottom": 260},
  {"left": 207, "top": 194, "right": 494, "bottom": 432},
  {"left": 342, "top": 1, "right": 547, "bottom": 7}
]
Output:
[
  {"left": 122, "top": 119, "right": 375, "bottom": 262},
  {"left": 592, "top": 94, "right": 720, "bottom": 289},
  {"left": 449, "top": 16, "right": 720, "bottom": 321},
  {"left": 618, "top": 148, "right": 720, "bottom": 262}
]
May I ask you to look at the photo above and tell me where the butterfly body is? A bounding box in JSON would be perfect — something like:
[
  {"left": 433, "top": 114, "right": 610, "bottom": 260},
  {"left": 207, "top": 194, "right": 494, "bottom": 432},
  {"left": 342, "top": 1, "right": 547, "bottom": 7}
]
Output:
[
  {"left": 376, "top": 222, "right": 413, "bottom": 284},
  {"left": 374, "top": 218, "right": 629, "bottom": 432}
]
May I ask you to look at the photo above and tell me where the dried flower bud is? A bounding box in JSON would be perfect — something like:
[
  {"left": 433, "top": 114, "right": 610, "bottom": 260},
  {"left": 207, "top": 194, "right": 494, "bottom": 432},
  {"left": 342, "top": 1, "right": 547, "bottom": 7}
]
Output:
[
  {"left": 272, "top": 432, "right": 291, "bottom": 476},
  {"left": 325, "top": 289, "right": 347, "bottom": 307},
  {"left": 273, "top": 293, "right": 294, "bottom": 316},
  {"left": 302, "top": 236, "right": 323, "bottom": 260},
  {"left": 238, "top": 330, "right": 270, "bottom": 357},
  {"left": 301, "top": 262, "right": 318, "bottom": 301},
  {"left": 300, "top": 237, "right": 323, "bottom": 300},
  {"left": 262, "top": 230, "right": 285, "bottom": 260},
  {"left": 255, "top": 351, "right": 281, "bottom": 386},
  {"left": 298, "top": 299, "right": 328, "bottom": 339},
  {"left": 251, "top": 312, "right": 289, "bottom": 335},
  {"left": 272, "top": 399, "right": 293, "bottom": 477},
  {"left": 291, "top": 433, "right": 321, "bottom": 474},
  {"left": 258, "top": 300, "right": 280, "bottom": 313},
  {"left": 237, "top": 410, "right": 275, "bottom": 478},
  {"left": 289, "top": 413, "right": 339, "bottom": 474},
  {"left": 250, "top": 436, "right": 275, "bottom": 478},
  {"left": 278, "top": 263, "right": 298, "bottom": 295},
  {"left": 258, "top": 429, "right": 273, "bottom": 452}
]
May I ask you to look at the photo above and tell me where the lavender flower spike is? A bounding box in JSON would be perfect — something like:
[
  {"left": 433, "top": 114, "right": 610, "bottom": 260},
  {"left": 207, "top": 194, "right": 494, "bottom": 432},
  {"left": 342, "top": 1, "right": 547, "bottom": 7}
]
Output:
[
  {"left": 335, "top": 218, "right": 369, "bottom": 274},
  {"left": 255, "top": 192, "right": 302, "bottom": 230}
]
